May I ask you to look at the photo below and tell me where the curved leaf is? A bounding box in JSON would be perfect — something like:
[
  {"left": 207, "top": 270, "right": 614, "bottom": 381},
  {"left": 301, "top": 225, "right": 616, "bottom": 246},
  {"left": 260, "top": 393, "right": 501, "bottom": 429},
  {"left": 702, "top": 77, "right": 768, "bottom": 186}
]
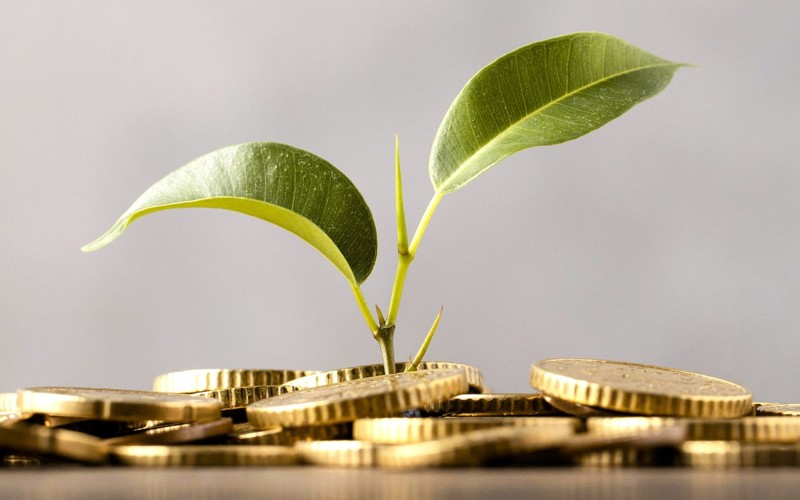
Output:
[
  {"left": 430, "top": 32, "right": 684, "bottom": 194},
  {"left": 83, "top": 142, "right": 377, "bottom": 285}
]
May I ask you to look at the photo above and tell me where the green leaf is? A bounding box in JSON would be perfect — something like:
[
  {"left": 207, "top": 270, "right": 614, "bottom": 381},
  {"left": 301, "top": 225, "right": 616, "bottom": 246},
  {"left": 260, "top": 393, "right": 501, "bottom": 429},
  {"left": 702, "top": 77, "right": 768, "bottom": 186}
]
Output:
[
  {"left": 83, "top": 142, "right": 377, "bottom": 285},
  {"left": 430, "top": 32, "right": 684, "bottom": 194}
]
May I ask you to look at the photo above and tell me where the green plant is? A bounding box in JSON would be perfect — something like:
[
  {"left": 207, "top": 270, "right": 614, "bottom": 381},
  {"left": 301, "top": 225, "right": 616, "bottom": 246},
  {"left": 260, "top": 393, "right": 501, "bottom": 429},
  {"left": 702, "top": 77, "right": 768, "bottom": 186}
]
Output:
[{"left": 83, "top": 32, "right": 684, "bottom": 375}]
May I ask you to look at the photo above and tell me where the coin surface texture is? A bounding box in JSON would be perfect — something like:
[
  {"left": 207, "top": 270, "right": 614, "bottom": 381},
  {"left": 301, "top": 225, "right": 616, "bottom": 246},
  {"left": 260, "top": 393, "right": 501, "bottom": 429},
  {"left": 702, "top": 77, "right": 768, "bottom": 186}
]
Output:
[
  {"left": 191, "top": 386, "right": 286, "bottom": 410},
  {"left": 379, "top": 425, "right": 575, "bottom": 468},
  {"left": 18, "top": 387, "right": 222, "bottom": 422},
  {"left": 421, "top": 393, "right": 561, "bottom": 417},
  {"left": 0, "top": 422, "right": 107, "bottom": 464},
  {"left": 353, "top": 416, "right": 580, "bottom": 444},
  {"left": 111, "top": 444, "right": 297, "bottom": 466},
  {"left": 588, "top": 416, "right": 800, "bottom": 443},
  {"left": 755, "top": 404, "right": 800, "bottom": 417},
  {"left": 152, "top": 369, "right": 319, "bottom": 393},
  {"left": 248, "top": 369, "right": 468, "bottom": 428},
  {"left": 103, "top": 418, "right": 233, "bottom": 446},
  {"left": 295, "top": 440, "right": 383, "bottom": 467},
  {"left": 282, "top": 362, "right": 485, "bottom": 393},
  {"left": 530, "top": 358, "right": 752, "bottom": 418}
]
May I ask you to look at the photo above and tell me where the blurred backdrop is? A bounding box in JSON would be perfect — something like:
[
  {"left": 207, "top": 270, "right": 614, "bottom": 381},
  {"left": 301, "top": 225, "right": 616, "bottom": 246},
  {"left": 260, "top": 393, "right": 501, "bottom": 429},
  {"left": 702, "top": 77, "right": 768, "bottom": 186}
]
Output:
[{"left": 1, "top": 1, "right": 798, "bottom": 400}]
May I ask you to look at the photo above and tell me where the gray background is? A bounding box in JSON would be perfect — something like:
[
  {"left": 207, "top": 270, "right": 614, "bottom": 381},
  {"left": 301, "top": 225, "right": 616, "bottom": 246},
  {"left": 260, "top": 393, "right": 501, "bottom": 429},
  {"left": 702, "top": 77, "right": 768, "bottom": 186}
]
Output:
[{"left": 1, "top": 1, "right": 798, "bottom": 400}]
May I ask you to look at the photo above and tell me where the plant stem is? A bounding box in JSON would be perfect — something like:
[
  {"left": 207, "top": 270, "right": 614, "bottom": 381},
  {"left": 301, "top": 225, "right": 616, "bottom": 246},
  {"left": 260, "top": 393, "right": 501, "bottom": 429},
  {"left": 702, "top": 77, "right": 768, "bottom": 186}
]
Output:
[
  {"left": 375, "top": 324, "right": 396, "bottom": 374},
  {"left": 386, "top": 191, "right": 443, "bottom": 326},
  {"left": 350, "top": 283, "right": 379, "bottom": 334}
]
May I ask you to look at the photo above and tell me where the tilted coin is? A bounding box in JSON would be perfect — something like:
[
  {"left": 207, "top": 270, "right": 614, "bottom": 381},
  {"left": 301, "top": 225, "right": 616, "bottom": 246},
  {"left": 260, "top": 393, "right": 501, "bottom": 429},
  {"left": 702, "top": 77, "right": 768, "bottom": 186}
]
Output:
[
  {"left": 755, "top": 404, "right": 800, "bottom": 417},
  {"left": 0, "top": 421, "right": 107, "bottom": 464},
  {"left": 191, "top": 385, "right": 286, "bottom": 410},
  {"left": 295, "top": 440, "right": 383, "bottom": 467},
  {"left": 230, "top": 422, "right": 352, "bottom": 446},
  {"left": 379, "top": 425, "right": 575, "bottom": 468},
  {"left": 749, "top": 402, "right": 780, "bottom": 416},
  {"left": 588, "top": 416, "right": 800, "bottom": 443},
  {"left": 541, "top": 424, "right": 687, "bottom": 463},
  {"left": 421, "top": 393, "right": 562, "bottom": 417},
  {"left": 530, "top": 358, "right": 752, "bottom": 418},
  {"left": 681, "top": 441, "right": 800, "bottom": 467},
  {"left": 282, "top": 362, "right": 485, "bottom": 393},
  {"left": 543, "top": 396, "right": 623, "bottom": 418},
  {"left": 152, "top": 368, "right": 319, "bottom": 393},
  {"left": 353, "top": 416, "right": 580, "bottom": 444},
  {"left": 112, "top": 444, "right": 297, "bottom": 466},
  {"left": 36, "top": 416, "right": 164, "bottom": 439},
  {"left": 103, "top": 418, "right": 233, "bottom": 446},
  {"left": 18, "top": 387, "right": 221, "bottom": 423},
  {"left": 248, "top": 369, "right": 469, "bottom": 428}
]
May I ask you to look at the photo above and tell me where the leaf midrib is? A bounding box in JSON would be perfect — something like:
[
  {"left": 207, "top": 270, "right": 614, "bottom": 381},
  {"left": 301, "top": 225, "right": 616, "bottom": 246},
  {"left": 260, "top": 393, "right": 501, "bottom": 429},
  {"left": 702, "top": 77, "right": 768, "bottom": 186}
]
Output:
[{"left": 435, "top": 60, "right": 679, "bottom": 193}]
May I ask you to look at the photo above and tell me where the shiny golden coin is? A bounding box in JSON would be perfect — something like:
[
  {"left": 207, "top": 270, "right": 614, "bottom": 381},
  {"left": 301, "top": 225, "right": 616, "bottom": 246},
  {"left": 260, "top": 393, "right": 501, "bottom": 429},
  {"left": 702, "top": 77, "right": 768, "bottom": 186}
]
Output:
[
  {"left": 282, "top": 362, "right": 485, "bottom": 393},
  {"left": 0, "top": 421, "right": 107, "bottom": 464},
  {"left": 248, "top": 369, "right": 468, "bottom": 428},
  {"left": 295, "top": 440, "right": 382, "bottom": 467},
  {"left": 103, "top": 418, "right": 233, "bottom": 446},
  {"left": 530, "top": 358, "right": 752, "bottom": 418},
  {"left": 421, "top": 393, "right": 562, "bottom": 417},
  {"left": 588, "top": 416, "right": 800, "bottom": 443},
  {"left": 755, "top": 404, "right": 800, "bottom": 417},
  {"left": 379, "top": 425, "right": 574, "bottom": 468},
  {"left": 18, "top": 387, "right": 222, "bottom": 423},
  {"left": 230, "top": 422, "right": 352, "bottom": 446},
  {"left": 111, "top": 444, "right": 297, "bottom": 466},
  {"left": 191, "top": 385, "right": 286, "bottom": 410},
  {"left": 543, "top": 396, "right": 622, "bottom": 418},
  {"left": 353, "top": 416, "right": 580, "bottom": 444},
  {"left": 563, "top": 426, "right": 687, "bottom": 467},
  {"left": 681, "top": 441, "right": 800, "bottom": 467},
  {"left": 152, "top": 368, "right": 319, "bottom": 393}
]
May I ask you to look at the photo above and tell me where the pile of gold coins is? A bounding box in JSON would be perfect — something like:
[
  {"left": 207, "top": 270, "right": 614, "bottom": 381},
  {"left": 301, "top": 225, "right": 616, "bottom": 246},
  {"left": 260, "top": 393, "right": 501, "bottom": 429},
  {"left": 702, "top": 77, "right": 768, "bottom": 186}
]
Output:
[{"left": 2, "top": 358, "right": 800, "bottom": 468}]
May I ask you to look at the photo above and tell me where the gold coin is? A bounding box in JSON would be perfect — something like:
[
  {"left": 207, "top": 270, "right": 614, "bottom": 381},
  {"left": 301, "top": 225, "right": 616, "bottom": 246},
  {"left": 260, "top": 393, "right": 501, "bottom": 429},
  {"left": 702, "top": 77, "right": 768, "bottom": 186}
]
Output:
[
  {"left": 230, "top": 422, "right": 352, "bottom": 446},
  {"left": 530, "top": 358, "right": 752, "bottom": 418},
  {"left": 295, "top": 440, "right": 382, "bottom": 467},
  {"left": 282, "top": 362, "right": 485, "bottom": 393},
  {"left": 111, "top": 444, "right": 297, "bottom": 466},
  {"left": 191, "top": 385, "right": 286, "bottom": 410},
  {"left": 681, "top": 441, "right": 800, "bottom": 467},
  {"left": 152, "top": 368, "right": 319, "bottom": 393},
  {"left": 353, "top": 416, "right": 580, "bottom": 444},
  {"left": 248, "top": 369, "right": 468, "bottom": 428},
  {"left": 0, "top": 421, "right": 107, "bottom": 464},
  {"left": 421, "top": 393, "right": 562, "bottom": 417},
  {"left": 568, "top": 426, "right": 687, "bottom": 467},
  {"left": 378, "top": 425, "right": 574, "bottom": 468},
  {"left": 749, "top": 402, "right": 780, "bottom": 416},
  {"left": 18, "top": 387, "right": 221, "bottom": 423},
  {"left": 543, "top": 396, "right": 622, "bottom": 418},
  {"left": 755, "top": 404, "right": 800, "bottom": 416},
  {"left": 103, "top": 418, "right": 233, "bottom": 446},
  {"left": 588, "top": 416, "right": 800, "bottom": 443}
]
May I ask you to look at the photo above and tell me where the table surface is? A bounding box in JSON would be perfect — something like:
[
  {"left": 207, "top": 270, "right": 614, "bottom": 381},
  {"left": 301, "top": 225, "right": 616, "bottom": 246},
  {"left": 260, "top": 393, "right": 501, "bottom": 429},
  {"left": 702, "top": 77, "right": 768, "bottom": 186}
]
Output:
[{"left": 2, "top": 468, "right": 800, "bottom": 499}]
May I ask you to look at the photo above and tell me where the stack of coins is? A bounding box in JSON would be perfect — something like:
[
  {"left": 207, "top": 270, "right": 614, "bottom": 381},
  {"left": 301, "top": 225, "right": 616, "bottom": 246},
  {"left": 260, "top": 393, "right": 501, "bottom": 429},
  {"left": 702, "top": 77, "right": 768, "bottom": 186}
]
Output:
[{"left": 3, "top": 358, "right": 800, "bottom": 468}]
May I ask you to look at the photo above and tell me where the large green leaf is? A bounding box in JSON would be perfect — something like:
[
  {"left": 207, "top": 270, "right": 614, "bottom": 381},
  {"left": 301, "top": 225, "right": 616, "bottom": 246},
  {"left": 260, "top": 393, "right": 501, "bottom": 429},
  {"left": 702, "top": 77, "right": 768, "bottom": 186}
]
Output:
[
  {"left": 83, "top": 142, "right": 377, "bottom": 285},
  {"left": 430, "top": 32, "right": 684, "bottom": 194}
]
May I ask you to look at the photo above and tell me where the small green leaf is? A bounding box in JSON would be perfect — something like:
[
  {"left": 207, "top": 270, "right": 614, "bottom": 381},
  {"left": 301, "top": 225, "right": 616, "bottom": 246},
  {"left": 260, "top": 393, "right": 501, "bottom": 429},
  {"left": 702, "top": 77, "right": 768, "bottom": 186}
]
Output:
[
  {"left": 430, "top": 32, "right": 684, "bottom": 194},
  {"left": 83, "top": 142, "right": 377, "bottom": 285}
]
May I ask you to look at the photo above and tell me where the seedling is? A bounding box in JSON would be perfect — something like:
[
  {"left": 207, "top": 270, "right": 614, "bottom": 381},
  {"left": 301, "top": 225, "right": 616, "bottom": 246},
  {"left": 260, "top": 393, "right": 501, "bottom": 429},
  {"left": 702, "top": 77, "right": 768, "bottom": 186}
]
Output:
[{"left": 83, "top": 33, "right": 683, "bottom": 375}]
